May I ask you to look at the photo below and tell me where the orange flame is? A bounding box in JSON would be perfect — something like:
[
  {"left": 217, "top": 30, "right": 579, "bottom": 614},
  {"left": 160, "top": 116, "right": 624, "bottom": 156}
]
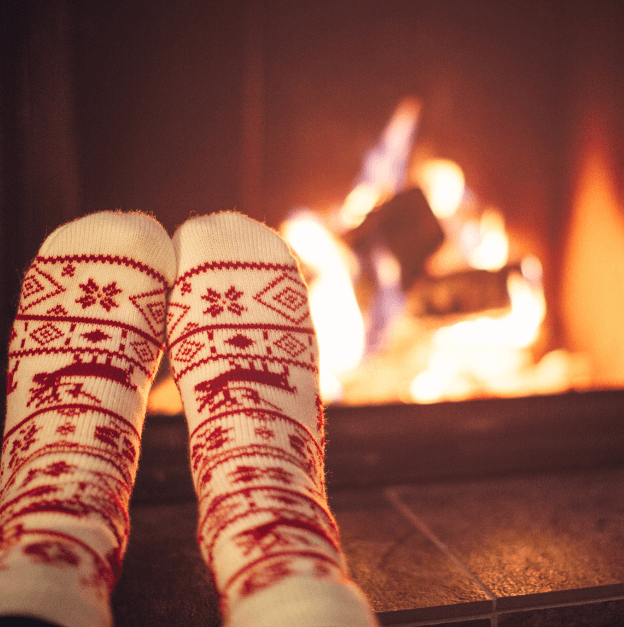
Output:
[
  {"left": 282, "top": 211, "right": 365, "bottom": 401},
  {"left": 463, "top": 208, "right": 509, "bottom": 271},
  {"left": 413, "top": 159, "right": 465, "bottom": 219}
]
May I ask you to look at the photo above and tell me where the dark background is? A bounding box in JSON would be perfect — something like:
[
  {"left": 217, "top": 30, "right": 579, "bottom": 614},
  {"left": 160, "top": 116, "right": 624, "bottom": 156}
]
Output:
[{"left": 2, "top": 0, "right": 624, "bottom": 420}]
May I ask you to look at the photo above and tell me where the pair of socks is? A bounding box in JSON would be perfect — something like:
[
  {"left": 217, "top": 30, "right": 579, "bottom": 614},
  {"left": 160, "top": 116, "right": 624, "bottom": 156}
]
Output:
[{"left": 0, "top": 211, "right": 378, "bottom": 627}]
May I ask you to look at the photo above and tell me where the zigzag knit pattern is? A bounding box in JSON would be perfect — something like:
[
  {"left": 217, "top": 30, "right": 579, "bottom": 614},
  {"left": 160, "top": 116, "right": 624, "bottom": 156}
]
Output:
[
  {"left": 0, "top": 212, "right": 176, "bottom": 627},
  {"left": 167, "top": 212, "right": 378, "bottom": 627}
]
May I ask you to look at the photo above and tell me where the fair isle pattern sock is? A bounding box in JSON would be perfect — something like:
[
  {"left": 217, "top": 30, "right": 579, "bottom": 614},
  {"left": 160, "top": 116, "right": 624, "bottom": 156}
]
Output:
[
  {"left": 167, "top": 212, "right": 378, "bottom": 627},
  {"left": 0, "top": 212, "right": 176, "bottom": 627}
]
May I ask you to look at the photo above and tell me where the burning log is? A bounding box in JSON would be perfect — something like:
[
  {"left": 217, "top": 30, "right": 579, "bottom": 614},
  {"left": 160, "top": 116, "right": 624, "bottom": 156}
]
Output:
[
  {"left": 345, "top": 187, "right": 445, "bottom": 289},
  {"left": 408, "top": 266, "right": 513, "bottom": 317}
]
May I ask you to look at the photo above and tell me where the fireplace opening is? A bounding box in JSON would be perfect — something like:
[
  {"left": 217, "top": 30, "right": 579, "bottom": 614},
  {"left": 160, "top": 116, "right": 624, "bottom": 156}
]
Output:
[{"left": 148, "top": 97, "right": 622, "bottom": 413}]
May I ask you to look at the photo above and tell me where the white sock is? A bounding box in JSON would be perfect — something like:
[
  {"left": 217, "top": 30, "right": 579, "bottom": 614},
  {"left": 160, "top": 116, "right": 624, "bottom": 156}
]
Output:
[
  {"left": 167, "top": 212, "right": 379, "bottom": 627},
  {"left": 0, "top": 211, "right": 176, "bottom": 627}
]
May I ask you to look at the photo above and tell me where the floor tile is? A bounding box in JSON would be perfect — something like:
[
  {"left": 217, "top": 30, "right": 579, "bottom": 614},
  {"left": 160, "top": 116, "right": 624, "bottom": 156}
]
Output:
[
  {"left": 394, "top": 468, "right": 624, "bottom": 599},
  {"left": 329, "top": 489, "right": 492, "bottom": 617}
]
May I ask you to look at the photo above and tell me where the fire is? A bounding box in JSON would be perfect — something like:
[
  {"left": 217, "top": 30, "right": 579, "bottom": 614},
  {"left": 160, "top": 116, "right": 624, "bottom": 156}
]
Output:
[
  {"left": 464, "top": 208, "right": 509, "bottom": 271},
  {"left": 337, "top": 98, "right": 420, "bottom": 230},
  {"left": 409, "top": 267, "right": 547, "bottom": 403},
  {"left": 148, "top": 99, "right": 593, "bottom": 415},
  {"left": 282, "top": 211, "right": 366, "bottom": 401},
  {"left": 414, "top": 159, "right": 465, "bottom": 219},
  {"left": 279, "top": 103, "right": 590, "bottom": 407}
]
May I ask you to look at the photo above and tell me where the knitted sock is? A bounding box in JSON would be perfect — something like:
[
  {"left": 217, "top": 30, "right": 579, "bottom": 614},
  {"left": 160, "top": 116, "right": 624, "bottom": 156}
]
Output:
[
  {"left": 0, "top": 212, "right": 176, "bottom": 627},
  {"left": 167, "top": 212, "right": 378, "bottom": 627}
]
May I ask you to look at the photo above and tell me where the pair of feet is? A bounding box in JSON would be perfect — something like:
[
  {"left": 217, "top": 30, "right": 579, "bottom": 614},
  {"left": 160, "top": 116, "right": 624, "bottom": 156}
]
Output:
[{"left": 0, "top": 212, "right": 378, "bottom": 627}]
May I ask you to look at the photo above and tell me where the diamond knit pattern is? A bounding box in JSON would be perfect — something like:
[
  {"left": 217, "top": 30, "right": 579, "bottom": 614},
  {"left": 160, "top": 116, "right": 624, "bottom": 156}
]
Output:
[
  {"left": 167, "top": 213, "right": 378, "bottom": 627},
  {"left": 0, "top": 212, "right": 176, "bottom": 627}
]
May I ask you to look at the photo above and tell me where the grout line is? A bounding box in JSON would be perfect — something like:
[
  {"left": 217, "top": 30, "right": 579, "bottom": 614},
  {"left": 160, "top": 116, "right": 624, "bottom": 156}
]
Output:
[
  {"left": 496, "top": 592, "right": 624, "bottom": 614},
  {"left": 379, "top": 590, "right": 624, "bottom": 626},
  {"left": 384, "top": 486, "right": 498, "bottom": 611},
  {"left": 399, "top": 614, "right": 492, "bottom": 626}
]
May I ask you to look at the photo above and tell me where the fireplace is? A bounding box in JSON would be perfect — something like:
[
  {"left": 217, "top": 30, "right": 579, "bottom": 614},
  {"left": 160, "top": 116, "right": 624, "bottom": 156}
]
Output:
[
  {"left": 131, "top": 1, "right": 624, "bottom": 416},
  {"left": 3, "top": 1, "right": 624, "bottom": 418}
]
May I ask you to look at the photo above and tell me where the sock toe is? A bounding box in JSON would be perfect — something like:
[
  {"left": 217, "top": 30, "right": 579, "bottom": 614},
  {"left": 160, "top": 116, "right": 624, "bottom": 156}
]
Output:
[
  {"left": 172, "top": 212, "right": 293, "bottom": 267},
  {"left": 39, "top": 211, "right": 176, "bottom": 285}
]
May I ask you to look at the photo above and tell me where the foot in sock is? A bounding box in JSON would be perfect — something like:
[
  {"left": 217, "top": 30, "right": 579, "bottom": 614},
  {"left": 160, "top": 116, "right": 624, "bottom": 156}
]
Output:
[
  {"left": 167, "top": 212, "right": 379, "bottom": 627},
  {"left": 0, "top": 212, "right": 176, "bottom": 627}
]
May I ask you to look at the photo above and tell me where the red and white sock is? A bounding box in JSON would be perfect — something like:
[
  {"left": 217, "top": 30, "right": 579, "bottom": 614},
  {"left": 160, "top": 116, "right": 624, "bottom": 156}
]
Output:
[
  {"left": 167, "top": 212, "right": 378, "bottom": 627},
  {"left": 0, "top": 212, "right": 176, "bottom": 627}
]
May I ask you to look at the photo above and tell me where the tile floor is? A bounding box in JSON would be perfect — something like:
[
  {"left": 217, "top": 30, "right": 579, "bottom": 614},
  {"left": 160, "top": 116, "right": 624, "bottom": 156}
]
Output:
[{"left": 111, "top": 401, "right": 624, "bottom": 627}]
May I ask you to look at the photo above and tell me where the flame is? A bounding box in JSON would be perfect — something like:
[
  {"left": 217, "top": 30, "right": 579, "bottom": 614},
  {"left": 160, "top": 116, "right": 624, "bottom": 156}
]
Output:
[
  {"left": 339, "top": 183, "right": 384, "bottom": 231},
  {"left": 278, "top": 98, "right": 589, "bottom": 408},
  {"left": 414, "top": 159, "right": 465, "bottom": 219},
  {"left": 338, "top": 98, "right": 420, "bottom": 230},
  {"left": 281, "top": 99, "right": 421, "bottom": 401},
  {"left": 464, "top": 208, "right": 509, "bottom": 271},
  {"left": 147, "top": 376, "right": 183, "bottom": 415},
  {"left": 435, "top": 271, "right": 545, "bottom": 349},
  {"left": 282, "top": 211, "right": 366, "bottom": 401}
]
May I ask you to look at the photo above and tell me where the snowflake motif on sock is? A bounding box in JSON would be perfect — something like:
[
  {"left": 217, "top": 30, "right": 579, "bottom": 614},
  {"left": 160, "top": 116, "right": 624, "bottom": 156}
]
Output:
[
  {"left": 62, "top": 263, "right": 76, "bottom": 277},
  {"left": 76, "top": 278, "right": 122, "bottom": 312},
  {"left": 201, "top": 285, "right": 247, "bottom": 317}
]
